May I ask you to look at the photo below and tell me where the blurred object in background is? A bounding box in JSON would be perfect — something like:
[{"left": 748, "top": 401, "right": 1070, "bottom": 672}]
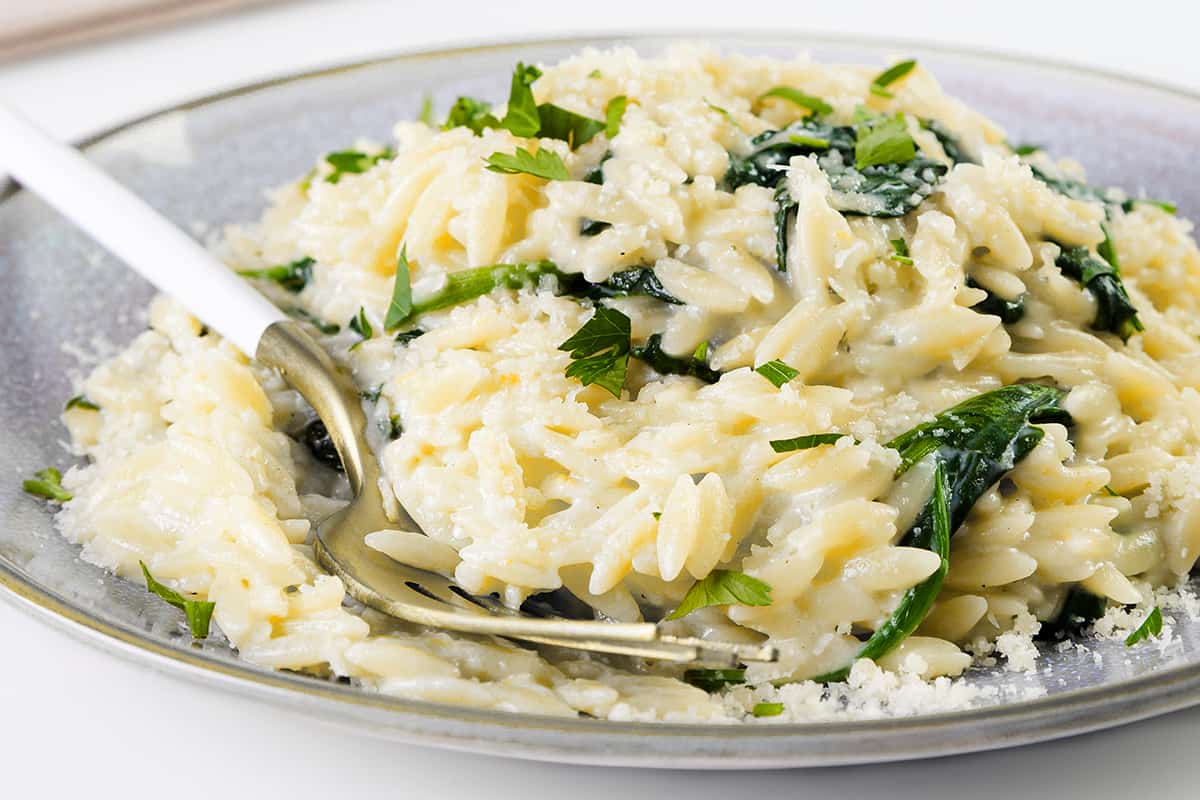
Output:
[{"left": 0, "top": 0, "right": 280, "bottom": 61}]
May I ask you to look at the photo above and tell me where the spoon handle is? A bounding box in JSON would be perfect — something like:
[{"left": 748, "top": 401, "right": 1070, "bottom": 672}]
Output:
[{"left": 0, "top": 103, "right": 285, "bottom": 357}]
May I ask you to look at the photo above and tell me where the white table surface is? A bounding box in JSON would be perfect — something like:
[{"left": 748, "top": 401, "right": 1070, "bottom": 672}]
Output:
[{"left": 2, "top": 1, "right": 1197, "bottom": 795}]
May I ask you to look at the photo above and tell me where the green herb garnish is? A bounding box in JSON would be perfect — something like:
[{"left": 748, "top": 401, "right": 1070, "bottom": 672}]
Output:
[
  {"left": 237, "top": 256, "right": 315, "bottom": 294},
  {"left": 324, "top": 149, "right": 393, "bottom": 184},
  {"left": 1038, "top": 588, "right": 1107, "bottom": 642},
  {"left": 759, "top": 87, "right": 833, "bottom": 116},
  {"left": 384, "top": 246, "right": 414, "bottom": 329},
  {"left": 966, "top": 277, "right": 1026, "bottom": 325},
  {"left": 1054, "top": 237, "right": 1142, "bottom": 341},
  {"left": 394, "top": 328, "right": 425, "bottom": 345},
  {"left": 558, "top": 307, "right": 632, "bottom": 397},
  {"left": 1011, "top": 143, "right": 1041, "bottom": 156},
  {"left": 386, "top": 415, "right": 403, "bottom": 440},
  {"left": 498, "top": 62, "right": 543, "bottom": 137},
  {"left": 22, "top": 467, "right": 72, "bottom": 502},
  {"left": 418, "top": 94, "right": 434, "bottom": 125},
  {"left": 754, "top": 360, "right": 799, "bottom": 388},
  {"left": 139, "top": 561, "right": 215, "bottom": 639},
  {"left": 64, "top": 395, "right": 100, "bottom": 412},
  {"left": 769, "top": 433, "right": 850, "bottom": 453},
  {"left": 855, "top": 114, "right": 916, "bottom": 169},
  {"left": 693, "top": 341, "right": 709, "bottom": 361},
  {"left": 752, "top": 702, "right": 784, "bottom": 717},
  {"left": 537, "top": 104, "right": 606, "bottom": 148},
  {"left": 666, "top": 570, "right": 773, "bottom": 620},
  {"left": 287, "top": 307, "right": 340, "bottom": 335},
  {"left": 443, "top": 96, "right": 498, "bottom": 134},
  {"left": 683, "top": 668, "right": 747, "bottom": 692},
  {"left": 348, "top": 307, "right": 373, "bottom": 349},
  {"left": 869, "top": 59, "right": 917, "bottom": 98},
  {"left": 1123, "top": 198, "right": 1177, "bottom": 215},
  {"left": 484, "top": 147, "right": 570, "bottom": 181},
  {"left": 1125, "top": 606, "right": 1163, "bottom": 646},
  {"left": 605, "top": 95, "right": 628, "bottom": 139},
  {"left": 889, "top": 238, "right": 913, "bottom": 265}
]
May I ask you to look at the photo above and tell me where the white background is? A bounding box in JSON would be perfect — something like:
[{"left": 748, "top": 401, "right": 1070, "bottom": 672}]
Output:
[{"left": 2, "top": 1, "right": 1197, "bottom": 795}]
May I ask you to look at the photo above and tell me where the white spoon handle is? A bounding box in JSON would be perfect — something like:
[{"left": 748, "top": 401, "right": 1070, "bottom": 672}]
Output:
[{"left": 0, "top": 103, "right": 286, "bottom": 357}]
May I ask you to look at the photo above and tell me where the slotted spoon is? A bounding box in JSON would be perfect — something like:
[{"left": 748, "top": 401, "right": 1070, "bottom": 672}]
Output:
[{"left": 0, "top": 103, "right": 777, "bottom": 666}]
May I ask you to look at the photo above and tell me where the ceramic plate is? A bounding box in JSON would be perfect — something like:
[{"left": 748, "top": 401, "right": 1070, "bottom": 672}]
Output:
[{"left": 4, "top": 33, "right": 1200, "bottom": 769}]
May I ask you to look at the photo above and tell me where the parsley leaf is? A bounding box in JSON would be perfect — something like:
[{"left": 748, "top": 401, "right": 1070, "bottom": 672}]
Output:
[
  {"left": 140, "top": 561, "right": 215, "bottom": 639},
  {"left": 22, "top": 467, "right": 72, "bottom": 502},
  {"left": 324, "top": 149, "right": 393, "bottom": 184},
  {"left": 1125, "top": 606, "right": 1163, "bottom": 646},
  {"left": 537, "top": 104, "right": 605, "bottom": 148},
  {"left": 418, "top": 94, "right": 434, "bottom": 125},
  {"left": 769, "top": 433, "right": 851, "bottom": 453},
  {"left": 496, "top": 62, "right": 543, "bottom": 137},
  {"left": 1011, "top": 142, "right": 1041, "bottom": 156},
  {"left": 64, "top": 395, "right": 100, "bottom": 412},
  {"left": 755, "top": 359, "right": 799, "bottom": 387},
  {"left": 870, "top": 59, "right": 917, "bottom": 98},
  {"left": 889, "top": 238, "right": 913, "bottom": 265},
  {"left": 348, "top": 307, "right": 373, "bottom": 349},
  {"left": 758, "top": 86, "right": 833, "bottom": 116},
  {"left": 238, "top": 256, "right": 315, "bottom": 294},
  {"left": 384, "top": 246, "right": 414, "bottom": 329},
  {"left": 484, "top": 147, "right": 570, "bottom": 181},
  {"left": 605, "top": 95, "right": 628, "bottom": 139},
  {"left": 752, "top": 702, "right": 784, "bottom": 717},
  {"left": 683, "top": 668, "right": 746, "bottom": 692},
  {"left": 558, "top": 307, "right": 631, "bottom": 397},
  {"left": 855, "top": 114, "right": 916, "bottom": 169},
  {"left": 666, "top": 570, "right": 773, "bottom": 620},
  {"left": 443, "top": 96, "right": 498, "bottom": 133}
]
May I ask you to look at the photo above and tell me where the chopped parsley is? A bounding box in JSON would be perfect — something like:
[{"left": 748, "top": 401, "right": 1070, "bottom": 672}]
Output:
[
  {"left": 683, "top": 668, "right": 746, "bottom": 692},
  {"left": 889, "top": 238, "right": 913, "bottom": 265},
  {"left": 769, "top": 433, "right": 851, "bottom": 453},
  {"left": 1125, "top": 606, "right": 1163, "bottom": 646},
  {"left": 1011, "top": 142, "right": 1042, "bottom": 156},
  {"left": 855, "top": 114, "right": 916, "bottom": 169},
  {"left": 237, "top": 256, "right": 315, "bottom": 294},
  {"left": 484, "top": 147, "right": 570, "bottom": 181},
  {"left": 754, "top": 359, "right": 799, "bottom": 388},
  {"left": 869, "top": 59, "right": 917, "bottom": 98},
  {"left": 443, "top": 96, "right": 497, "bottom": 133},
  {"left": 384, "top": 246, "right": 414, "bottom": 329},
  {"left": 22, "top": 467, "right": 72, "bottom": 502},
  {"left": 558, "top": 307, "right": 632, "bottom": 397},
  {"left": 752, "top": 702, "right": 784, "bottom": 717},
  {"left": 348, "top": 307, "right": 374, "bottom": 349},
  {"left": 666, "top": 570, "right": 773, "bottom": 620},
  {"left": 605, "top": 95, "right": 628, "bottom": 139},
  {"left": 498, "top": 62, "right": 542, "bottom": 137},
  {"left": 418, "top": 94, "right": 434, "bottom": 125},
  {"left": 758, "top": 86, "right": 833, "bottom": 116},
  {"left": 324, "top": 149, "right": 393, "bottom": 184},
  {"left": 64, "top": 395, "right": 100, "bottom": 412},
  {"left": 140, "top": 561, "right": 215, "bottom": 639},
  {"left": 693, "top": 340, "right": 709, "bottom": 361},
  {"left": 537, "top": 103, "right": 605, "bottom": 148}
]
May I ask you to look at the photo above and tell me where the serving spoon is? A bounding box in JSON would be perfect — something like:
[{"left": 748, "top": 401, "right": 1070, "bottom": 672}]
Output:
[{"left": 0, "top": 104, "right": 777, "bottom": 666}]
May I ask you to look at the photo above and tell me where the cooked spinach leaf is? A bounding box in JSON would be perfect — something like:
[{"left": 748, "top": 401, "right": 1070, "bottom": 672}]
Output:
[
  {"left": 64, "top": 395, "right": 100, "bottom": 412},
  {"left": 1037, "top": 587, "right": 1107, "bottom": 642},
  {"left": 22, "top": 467, "right": 72, "bottom": 502},
  {"left": 1029, "top": 164, "right": 1115, "bottom": 205},
  {"left": 579, "top": 218, "right": 611, "bottom": 236},
  {"left": 238, "top": 256, "right": 315, "bottom": 294},
  {"left": 558, "top": 266, "right": 682, "bottom": 305},
  {"left": 665, "top": 570, "right": 772, "bottom": 620},
  {"left": 1054, "top": 240, "right": 1142, "bottom": 341},
  {"left": 967, "top": 276, "right": 1026, "bottom": 324},
  {"left": 631, "top": 334, "right": 721, "bottom": 383},
  {"left": 726, "top": 118, "right": 947, "bottom": 218},
  {"left": 386, "top": 415, "right": 403, "bottom": 440},
  {"left": 286, "top": 307, "right": 340, "bottom": 335},
  {"left": 300, "top": 419, "right": 343, "bottom": 471},
  {"left": 537, "top": 103, "right": 605, "bottom": 148},
  {"left": 683, "top": 668, "right": 746, "bottom": 692},
  {"left": 921, "top": 118, "right": 973, "bottom": 165},
  {"left": 758, "top": 86, "right": 833, "bottom": 116},
  {"left": 774, "top": 184, "right": 794, "bottom": 272},
  {"left": 1125, "top": 606, "right": 1163, "bottom": 646},
  {"left": 140, "top": 561, "right": 216, "bottom": 639},
  {"left": 769, "top": 433, "right": 851, "bottom": 453},
  {"left": 1122, "top": 197, "right": 1177, "bottom": 215},
  {"left": 324, "top": 149, "right": 393, "bottom": 184},
  {"left": 817, "top": 383, "right": 1070, "bottom": 681},
  {"left": 394, "top": 328, "right": 426, "bottom": 345},
  {"left": 559, "top": 307, "right": 632, "bottom": 397},
  {"left": 484, "top": 147, "right": 570, "bottom": 180},
  {"left": 584, "top": 151, "right": 611, "bottom": 185},
  {"left": 755, "top": 359, "right": 799, "bottom": 388}
]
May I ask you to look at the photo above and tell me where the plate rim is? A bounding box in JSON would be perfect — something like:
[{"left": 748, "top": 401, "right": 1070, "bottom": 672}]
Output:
[{"left": 3, "top": 29, "right": 1200, "bottom": 767}]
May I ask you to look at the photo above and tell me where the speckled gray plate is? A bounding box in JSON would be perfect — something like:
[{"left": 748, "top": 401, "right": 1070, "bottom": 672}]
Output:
[{"left": 3, "top": 33, "right": 1200, "bottom": 769}]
